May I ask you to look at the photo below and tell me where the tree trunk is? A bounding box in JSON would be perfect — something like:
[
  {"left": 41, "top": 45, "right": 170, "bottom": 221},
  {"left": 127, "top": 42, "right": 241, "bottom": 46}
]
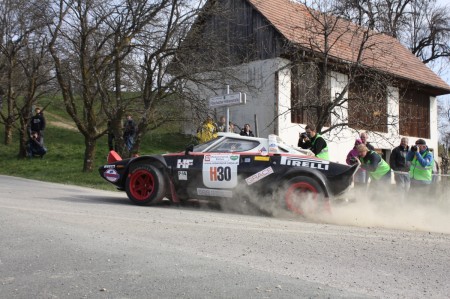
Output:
[
  {"left": 18, "top": 128, "right": 29, "bottom": 159},
  {"left": 4, "top": 120, "right": 13, "bottom": 145},
  {"left": 83, "top": 137, "right": 96, "bottom": 172}
]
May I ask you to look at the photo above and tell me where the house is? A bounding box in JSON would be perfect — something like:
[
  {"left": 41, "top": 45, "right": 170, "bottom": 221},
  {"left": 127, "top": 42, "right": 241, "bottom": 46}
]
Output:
[{"left": 178, "top": 0, "right": 450, "bottom": 163}]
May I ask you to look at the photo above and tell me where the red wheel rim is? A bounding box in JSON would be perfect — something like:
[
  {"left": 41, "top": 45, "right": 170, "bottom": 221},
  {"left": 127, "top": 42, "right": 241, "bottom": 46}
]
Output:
[
  {"left": 285, "top": 182, "right": 318, "bottom": 215},
  {"left": 129, "top": 169, "right": 155, "bottom": 201}
]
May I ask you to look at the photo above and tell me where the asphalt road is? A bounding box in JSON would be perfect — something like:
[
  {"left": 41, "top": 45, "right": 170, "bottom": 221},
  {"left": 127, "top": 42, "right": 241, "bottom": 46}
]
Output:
[{"left": 1, "top": 175, "right": 449, "bottom": 298}]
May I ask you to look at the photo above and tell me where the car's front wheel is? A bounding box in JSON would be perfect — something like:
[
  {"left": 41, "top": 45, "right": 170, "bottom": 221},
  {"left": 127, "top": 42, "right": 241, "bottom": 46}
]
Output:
[
  {"left": 280, "top": 176, "right": 327, "bottom": 216},
  {"left": 125, "top": 164, "right": 166, "bottom": 205}
]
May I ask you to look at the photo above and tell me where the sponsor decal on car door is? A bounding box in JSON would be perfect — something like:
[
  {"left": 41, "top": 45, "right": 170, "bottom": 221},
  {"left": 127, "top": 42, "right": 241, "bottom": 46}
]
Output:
[{"left": 202, "top": 154, "right": 239, "bottom": 188}]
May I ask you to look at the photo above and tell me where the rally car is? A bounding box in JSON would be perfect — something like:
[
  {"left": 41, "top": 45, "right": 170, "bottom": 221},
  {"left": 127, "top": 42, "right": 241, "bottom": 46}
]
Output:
[{"left": 99, "top": 133, "right": 358, "bottom": 215}]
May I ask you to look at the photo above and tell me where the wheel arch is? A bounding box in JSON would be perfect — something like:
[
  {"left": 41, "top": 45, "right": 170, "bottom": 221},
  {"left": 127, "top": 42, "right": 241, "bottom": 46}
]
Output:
[
  {"left": 122, "top": 155, "right": 170, "bottom": 192},
  {"left": 276, "top": 168, "right": 331, "bottom": 198}
]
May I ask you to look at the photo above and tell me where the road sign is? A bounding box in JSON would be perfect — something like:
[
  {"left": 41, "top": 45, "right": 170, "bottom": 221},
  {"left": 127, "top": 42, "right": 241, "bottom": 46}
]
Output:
[{"left": 208, "top": 92, "right": 246, "bottom": 108}]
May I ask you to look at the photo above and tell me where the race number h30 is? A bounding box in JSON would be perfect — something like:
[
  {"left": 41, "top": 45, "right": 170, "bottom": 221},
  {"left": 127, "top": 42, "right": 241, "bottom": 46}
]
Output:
[{"left": 209, "top": 166, "right": 231, "bottom": 181}]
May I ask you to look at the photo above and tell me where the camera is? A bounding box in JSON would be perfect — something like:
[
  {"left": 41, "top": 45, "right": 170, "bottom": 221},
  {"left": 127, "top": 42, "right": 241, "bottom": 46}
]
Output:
[
  {"left": 300, "top": 132, "right": 308, "bottom": 139},
  {"left": 349, "top": 157, "right": 358, "bottom": 164},
  {"left": 411, "top": 145, "right": 418, "bottom": 152}
]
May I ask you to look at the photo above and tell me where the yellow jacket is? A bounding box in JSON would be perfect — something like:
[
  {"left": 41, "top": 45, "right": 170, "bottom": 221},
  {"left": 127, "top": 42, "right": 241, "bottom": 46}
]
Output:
[{"left": 197, "top": 121, "right": 218, "bottom": 143}]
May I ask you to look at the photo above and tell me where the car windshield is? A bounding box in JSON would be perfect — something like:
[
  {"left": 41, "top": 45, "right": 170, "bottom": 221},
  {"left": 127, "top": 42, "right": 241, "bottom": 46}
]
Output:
[{"left": 208, "top": 138, "right": 260, "bottom": 153}]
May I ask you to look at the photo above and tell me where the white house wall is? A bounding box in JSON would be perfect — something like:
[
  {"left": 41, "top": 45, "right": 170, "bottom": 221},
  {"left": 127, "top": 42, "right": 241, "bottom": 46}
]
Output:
[
  {"left": 186, "top": 57, "right": 439, "bottom": 164},
  {"left": 185, "top": 58, "right": 291, "bottom": 138}
]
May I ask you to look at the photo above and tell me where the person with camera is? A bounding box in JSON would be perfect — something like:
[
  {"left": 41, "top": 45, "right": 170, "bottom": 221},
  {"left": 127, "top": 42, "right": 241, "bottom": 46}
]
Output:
[
  {"left": 406, "top": 139, "right": 433, "bottom": 191},
  {"left": 27, "top": 131, "right": 47, "bottom": 158},
  {"left": 390, "top": 137, "right": 410, "bottom": 191},
  {"left": 298, "top": 124, "right": 329, "bottom": 160},
  {"left": 355, "top": 144, "right": 391, "bottom": 193},
  {"left": 240, "top": 123, "right": 254, "bottom": 137}
]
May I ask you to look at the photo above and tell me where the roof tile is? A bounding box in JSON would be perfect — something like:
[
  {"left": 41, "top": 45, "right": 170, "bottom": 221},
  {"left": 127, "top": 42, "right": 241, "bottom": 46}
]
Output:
[{"left": 248, "top": 0, "right": 450, "bottom": 94}]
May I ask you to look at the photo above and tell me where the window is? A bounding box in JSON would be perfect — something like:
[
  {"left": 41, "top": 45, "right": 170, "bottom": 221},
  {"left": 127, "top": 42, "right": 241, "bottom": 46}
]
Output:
[
  {"left": 291, "top": 63, "right": 330, "bottom": 126},
  {"left": 348, "top": 78, "right": 388, "bottom": 133},
  {"left": 399, "top": 88, "right": 430, "bottom": 138}
]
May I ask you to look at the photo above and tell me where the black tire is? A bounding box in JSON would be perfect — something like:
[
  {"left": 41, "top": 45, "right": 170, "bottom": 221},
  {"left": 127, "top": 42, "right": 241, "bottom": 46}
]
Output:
[
  {"left": 279, "top": 176, "right": 327, "bottom": 216},
  {"left": 125, "top": 164, "right": 166, "bottom": 205}
]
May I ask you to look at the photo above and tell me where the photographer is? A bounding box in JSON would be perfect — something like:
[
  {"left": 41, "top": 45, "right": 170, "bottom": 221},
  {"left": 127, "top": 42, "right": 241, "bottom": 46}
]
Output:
[
  {"left": 298, "top": 124, "right": 329, "bottom": 160},
  {"left": 406, "top": 139, "right": 433, "bottom": 191},
  {"left": 26, "top": 131, "right": 47, "bottom": 158}
]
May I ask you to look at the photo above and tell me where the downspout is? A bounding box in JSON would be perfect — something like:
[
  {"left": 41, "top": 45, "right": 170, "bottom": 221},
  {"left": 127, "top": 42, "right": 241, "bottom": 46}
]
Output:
[{"left": 274, "top": 71, "right": 279, "bottom": 135}]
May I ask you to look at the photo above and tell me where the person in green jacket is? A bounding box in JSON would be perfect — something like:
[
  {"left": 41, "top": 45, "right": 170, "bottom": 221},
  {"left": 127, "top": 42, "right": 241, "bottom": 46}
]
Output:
[
  {"left": 406, "top": 138, "right": 433, "bottom": 192},
  {"left": 356, "top": 144, "right": 391, "bottom": 192},
  {"left": 298, "top": 124, "right": 329, "bottom": 160}
]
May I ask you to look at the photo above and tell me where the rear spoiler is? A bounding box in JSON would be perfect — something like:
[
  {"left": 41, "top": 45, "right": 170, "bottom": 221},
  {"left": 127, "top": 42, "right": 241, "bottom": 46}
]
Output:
[{"left": 107, "top": 151, "right": 122, "bottom": 163}]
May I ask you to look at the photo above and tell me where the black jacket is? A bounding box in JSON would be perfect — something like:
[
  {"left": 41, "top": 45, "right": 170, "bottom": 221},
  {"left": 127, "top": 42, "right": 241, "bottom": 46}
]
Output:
[
  {"left": 240, "top": 130, "right": 254, "bottom": 137},
  {"left": 30, "top": 113, "right": 46, "bottom": 132},
  {"left": 390, "top": 145, "right": 410, "bottom": 171},
  {"left": 298, "top": 134, "right": 327, "bottom": 156}
]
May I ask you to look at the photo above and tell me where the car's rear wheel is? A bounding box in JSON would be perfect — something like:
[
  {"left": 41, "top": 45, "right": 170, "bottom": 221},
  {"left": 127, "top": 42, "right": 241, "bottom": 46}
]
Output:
[
  {"left": 281, "top": 176, "right": 326, "bottom": 216},
  {"left": 125, "top": 164, "right": 166, "bottom": 205}
]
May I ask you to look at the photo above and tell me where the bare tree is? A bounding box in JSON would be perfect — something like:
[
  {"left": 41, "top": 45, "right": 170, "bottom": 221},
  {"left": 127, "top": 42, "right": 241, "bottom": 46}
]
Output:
[
  {"left": 333, "top": 0, "right": 450, "bottom": 64},
  {"left": 287, "top": 0, "right": 397, "bottom": 135},
  {"left": 100, "top": 0, "right": 208, "bottom": 156},
  {"left": 0, "top": 0, "right": 53, "bottom": 154},
  {"left": 47, "top": 0, "right": 193, "bottom": 170}
]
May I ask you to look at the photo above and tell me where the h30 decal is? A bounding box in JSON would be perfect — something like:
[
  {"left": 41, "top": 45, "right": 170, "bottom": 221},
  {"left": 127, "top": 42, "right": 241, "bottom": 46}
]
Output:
[{"left": 202, "top": 154, "right": 239, "bottom": 188}]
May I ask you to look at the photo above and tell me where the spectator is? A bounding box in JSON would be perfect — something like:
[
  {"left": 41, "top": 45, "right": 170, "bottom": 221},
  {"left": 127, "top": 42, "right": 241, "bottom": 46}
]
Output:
[
  {"left": 346, "top": 139, "right": 366, "bottom": 187},
  {"left": 196, "top": 116, "right": 218, "bottom": 143},
  {"left": 406, "top": 139, "right": 433, "bottom": 191},
  {"left": 26, "top": 131, "right": 47, "bottom": 158},
  {"left": 356, "top": 144, "right": 391, "bottom": 192},
  {"left": 298, "top": 124, "right": 329, "bottom": 160},
  {"left": 29, "top": 107, "right": 46, "bottom": 145},
  {"left": 240, "top": 123, "right": 254, "bottom": 137},
  {"left": 107, "top": 121, "right": 116, "bottom": 151},
  {"left": 346, "top": 139, "right": 363, "bottom": 165},
  {"left": 123, "top": 115, "right": 136, "bottom": 151},
  {"left": 429, "top": 148, "right": 439, "bottom": 184},
  {"left": 217, "top": 116, "right": 227, "bottom": 132},
  {"left": 390, "top": 137, "right": 410, "bottom": 191},
  {"left": 229, "top": 122, "right": 237, "bottom": 133},
  {"left": 360, "top": 132, "right": 375, "bottom": 151}
]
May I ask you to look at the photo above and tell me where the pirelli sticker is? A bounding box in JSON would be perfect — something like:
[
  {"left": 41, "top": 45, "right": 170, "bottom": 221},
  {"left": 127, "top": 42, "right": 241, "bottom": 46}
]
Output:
[
  {"left": 254, "top": 156, "right": 270, "bottom": 161},
  {"left": 245, "top": 166, "right": 274, "bottom": 185},
  {"left": 280, "top": 156, "right": 330, "bottom": 170}
]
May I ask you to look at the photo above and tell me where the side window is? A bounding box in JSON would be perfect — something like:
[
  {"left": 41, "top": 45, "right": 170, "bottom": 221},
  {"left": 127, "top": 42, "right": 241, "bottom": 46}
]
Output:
[{"left": 209, "top": 139, "right": 260, "bottom": 153}]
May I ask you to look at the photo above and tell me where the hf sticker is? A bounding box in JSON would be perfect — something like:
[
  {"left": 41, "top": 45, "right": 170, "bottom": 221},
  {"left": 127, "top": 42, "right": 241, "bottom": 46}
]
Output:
[{"left": 177, "top": 159, "right": 193, "bottom": 169}]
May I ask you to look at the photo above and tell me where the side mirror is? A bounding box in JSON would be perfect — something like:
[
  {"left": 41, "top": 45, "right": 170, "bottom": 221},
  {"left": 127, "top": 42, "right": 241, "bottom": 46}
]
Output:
[{"left": 185, "top": 144, "right": 194, "bottom": 155}]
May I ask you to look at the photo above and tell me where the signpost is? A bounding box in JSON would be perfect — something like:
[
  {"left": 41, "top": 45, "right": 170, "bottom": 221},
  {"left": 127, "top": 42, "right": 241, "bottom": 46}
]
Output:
[
  {"left": 208, "top": 92, "right": 246, "bottom": 108},
  {"left": 208, "top": 86, "right": 247, "bottom": 133}
]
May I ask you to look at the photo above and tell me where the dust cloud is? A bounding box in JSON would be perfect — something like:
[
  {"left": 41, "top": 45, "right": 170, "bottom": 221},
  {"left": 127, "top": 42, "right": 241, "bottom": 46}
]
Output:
[
  {"left": 312, "top": 186, "right": 450, "bottom": 234},
  {"left": 218, "top": 180, "right": 450, "bottom": 235}
]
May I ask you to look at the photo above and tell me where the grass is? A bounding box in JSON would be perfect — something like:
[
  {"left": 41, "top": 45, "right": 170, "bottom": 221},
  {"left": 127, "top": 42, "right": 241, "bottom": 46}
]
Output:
[{"left": 0, "top": 123, "right": 194, "bottom": 190}]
